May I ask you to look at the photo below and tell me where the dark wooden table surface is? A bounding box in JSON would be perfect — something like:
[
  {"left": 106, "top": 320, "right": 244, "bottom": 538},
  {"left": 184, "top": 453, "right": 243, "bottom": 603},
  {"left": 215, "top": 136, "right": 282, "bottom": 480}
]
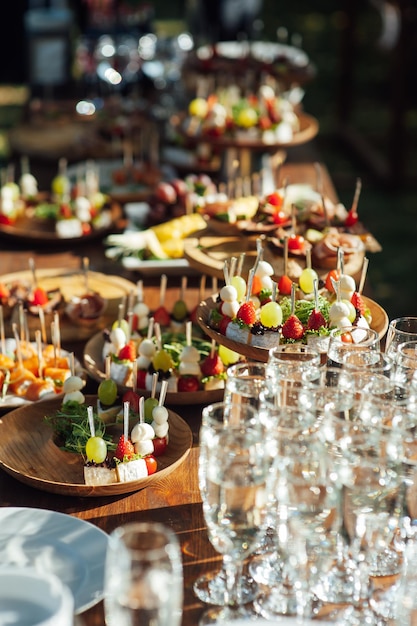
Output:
[{"left": 0, "top": 162, "right": 340, "bottom": 626}]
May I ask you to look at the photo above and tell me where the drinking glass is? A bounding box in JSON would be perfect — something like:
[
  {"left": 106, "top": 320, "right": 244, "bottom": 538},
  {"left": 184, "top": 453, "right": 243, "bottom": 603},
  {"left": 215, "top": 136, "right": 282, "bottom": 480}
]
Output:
[
  {"left": 321, "top": 407, "right": 404, "bottom": 624},
  {"left": 254, "top": 428, "right": 341, "bottom": 619},
  {"left": 394, "top": 340, "right": 417, "bottom": 386},
  {"left": 104, "top": 522, "right": 183, "bottom": 626},
  {"left": 197, "top": 402, "right": 272, "bottom": 625},
  {"left": 193, "top": 382, "right": 264, "bottom": 607},
  {"left": 385, "top": 316, "right": 417, "bottom": 361},
  {"left": 326, "top": 325, "right": 380, "bottom": 368}
]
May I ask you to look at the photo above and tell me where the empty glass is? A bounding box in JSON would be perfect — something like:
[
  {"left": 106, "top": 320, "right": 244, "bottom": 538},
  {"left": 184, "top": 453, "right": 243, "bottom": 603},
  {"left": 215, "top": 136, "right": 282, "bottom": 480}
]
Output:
[
  {"left": 197, "top": 402, "right": 272, "bottom": 625},
  {"left": 104, "top": 522, "right": 183, "bottom": 626},
  {"left": 327, "top": 325, "right": 380, "bottom": 368},
  {"left": 385, "top": 316, "right": 417, "bottom": 361}
]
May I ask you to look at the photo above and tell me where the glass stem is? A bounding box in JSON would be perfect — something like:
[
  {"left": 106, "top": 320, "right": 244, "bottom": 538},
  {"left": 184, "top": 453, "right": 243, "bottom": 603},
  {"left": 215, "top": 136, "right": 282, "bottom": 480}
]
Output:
[{"left": 223, "top": 555, "right": 243, "bottom": 607}]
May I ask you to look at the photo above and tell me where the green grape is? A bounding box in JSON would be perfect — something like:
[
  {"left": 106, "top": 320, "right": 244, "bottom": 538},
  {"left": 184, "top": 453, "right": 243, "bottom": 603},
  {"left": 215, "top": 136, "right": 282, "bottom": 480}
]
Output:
[
  {"left": 152, "top": 349, "right": 174, "bottom": 371},
  {"left": 86, "top": 436, "right": 107, "bottom": 463},
  {"left": 342, "top": 299, "right": 357, "bottom": 323},
  {"left": 172, "top": 300, "right": 188, "bottom": 322},
  {"left": 112, "top": 319, "right": 130, "bottom": 339},
  {"left": 144, "top": 397, "right": 158, "bottom": 422},
  {"left": 299, "top": 268, "right": 318, "bottom": 294},
  {"left": 98, "top": 379, "right": 118, "bottom": 405},
  {"left": 52, "top": 174, "right": 70, "bottom": 196},
  {"left": 230, "top": 275, "right": 246, "bottom": 302},
  {"left": 260, "top": 301, "right": 283, "bottom": 327},
  {"left": 218, "top": 345, "right": 240, "bottom": 366}
]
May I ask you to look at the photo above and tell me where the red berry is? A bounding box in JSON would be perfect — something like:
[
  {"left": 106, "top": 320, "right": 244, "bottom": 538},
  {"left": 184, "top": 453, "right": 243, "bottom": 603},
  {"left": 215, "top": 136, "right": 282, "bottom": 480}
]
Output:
[
  {"left": 282, "top": 314, "right": 305, "bottom": 340},
  {"left": 201, "top": 353, "right": 224, "bottom": 377},
  {"left": 118, "top": 341, "right": 136, "bottom": 361},
  {"left": 136, "top": 369, "right": 147, "bottom": 389},
  {"left": 307, "top": 309, "right": 327, "bottom": 331},
  {"left": 236, "top": 301, "right": 257, "bottom": 326},
  {"left": 115, "top": 435, "right": 135, "bottom": 461}
]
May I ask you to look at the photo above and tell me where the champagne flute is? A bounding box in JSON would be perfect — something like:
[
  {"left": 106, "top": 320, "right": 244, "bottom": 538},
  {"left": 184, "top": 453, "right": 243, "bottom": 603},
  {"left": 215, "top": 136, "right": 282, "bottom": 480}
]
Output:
[
  {"left": 197, "top": 402, "right": 272, "bottom": 625},
  {"left": 104, "top": 522, "right": 183, "bottom": 626}
]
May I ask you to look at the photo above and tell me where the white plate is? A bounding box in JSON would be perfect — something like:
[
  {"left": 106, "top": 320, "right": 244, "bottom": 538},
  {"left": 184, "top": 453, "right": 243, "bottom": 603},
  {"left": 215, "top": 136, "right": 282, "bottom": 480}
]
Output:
[{"left": 0, "top": 507, "right": 108, "bottom": 614}]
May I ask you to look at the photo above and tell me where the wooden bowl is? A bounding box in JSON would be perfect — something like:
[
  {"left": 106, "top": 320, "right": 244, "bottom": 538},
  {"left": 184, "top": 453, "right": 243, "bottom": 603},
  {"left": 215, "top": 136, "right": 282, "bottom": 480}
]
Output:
[
  {"left": 196, "top": 295, "right": 389, "bottom": 363},
  {"left": 0, "top": 395, "right": 192, "bottom": 497}
]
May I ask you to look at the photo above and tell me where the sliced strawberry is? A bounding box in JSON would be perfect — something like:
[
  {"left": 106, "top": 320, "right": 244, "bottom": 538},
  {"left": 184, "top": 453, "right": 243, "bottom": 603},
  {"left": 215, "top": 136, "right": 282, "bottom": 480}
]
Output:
[
  {"left": 307, "top": 308, "right": 327, "bottom": 331},
  {"left": 201, "top": 353, "right": 224, "bottom": 377},
  {"left": 351, "top": 291, "right": 366, "bottom": 316},
  {"left": 282, "top": 314, "right": 305, "bottom": 340},
  {"left": 118, "top": 341, "right": 137, "bottom": 361},
  {"left": 114, "top": 434, "right": 135, "bottom": 461},
  {"left": 236, "top": 301, "right": 257, "bottom": 326}
]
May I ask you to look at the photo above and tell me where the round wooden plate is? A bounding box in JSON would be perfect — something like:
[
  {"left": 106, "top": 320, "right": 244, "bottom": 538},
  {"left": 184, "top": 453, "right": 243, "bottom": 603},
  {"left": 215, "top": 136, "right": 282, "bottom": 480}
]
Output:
[
  {"left": 1, "top": 268, "right": 137, "bottom": 343},
  {"left": 0, "top": 203, "right": 123, "bottom": 244},
  {"left": 183, "top": 234, "right": 365, "bottom": 283},
  {"left": 180, "top": 112, "right": 319, "bottom": 150},
  {"left": 83, "top": 331, "right": 225, "bottom": 406},
  {"left": 0, "top": 395, "right": 193, "bottom": 497},
  {"left": 196, "top": 295, "right": 389, "bottom": 363}
]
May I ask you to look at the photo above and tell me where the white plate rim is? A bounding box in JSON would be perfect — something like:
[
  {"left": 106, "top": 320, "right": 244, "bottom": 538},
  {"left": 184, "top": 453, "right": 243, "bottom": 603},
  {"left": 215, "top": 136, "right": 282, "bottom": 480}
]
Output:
[{"left": 0, "top": 506, "right": 108, "bottom": 614}]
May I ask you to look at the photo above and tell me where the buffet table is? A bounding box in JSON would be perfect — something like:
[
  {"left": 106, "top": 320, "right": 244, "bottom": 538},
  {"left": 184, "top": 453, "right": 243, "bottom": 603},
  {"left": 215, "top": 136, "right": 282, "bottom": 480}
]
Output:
[{"left": 0, "top": 161, "right": 371, "bottom": 625}]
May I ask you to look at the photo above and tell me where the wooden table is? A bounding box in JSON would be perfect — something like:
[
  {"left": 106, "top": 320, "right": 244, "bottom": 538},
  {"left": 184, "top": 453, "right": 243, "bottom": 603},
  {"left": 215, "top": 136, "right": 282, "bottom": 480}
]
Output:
[{"left": 0, "top": 162, "right": 341, "bottom": 626}]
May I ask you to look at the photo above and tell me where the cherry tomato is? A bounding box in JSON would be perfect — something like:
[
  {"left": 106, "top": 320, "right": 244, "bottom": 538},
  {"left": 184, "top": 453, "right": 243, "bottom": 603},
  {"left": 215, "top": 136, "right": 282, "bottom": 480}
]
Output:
[
  {"left": 145, "top": 455, "right": 157, "bottom": 475},
  {"left": 153, "top": 437, "right": 168, "bottom": 456},
  {"left": 278, "top": 274, "right": 293, "bottom": 296},
  {"left": 345, "top": 209, "right": 359, "bottom": 227},
  {"left": 122, "top": 390, "right": 142, "bottom": 414},
  {"left": 266, "top": 192, "right": 283, "bottom": 207},
  {"left": 272, "top": 210, "right": 288, "bottom": 225},
  {"left": 178, "top": 376, "right": 200, "bottom": 392},
  {"left": 81, "top": 223, "right": 92, "bottom": 236},
  {"left": 136, "top": 370, "right": 147, "bottom": 389},
  {"left": 325, "top": 269, "right": 340, "bottom": 293},
  {"left": 341, "top": 332, "right": 353, "bottom": 343},
  {"left": 287, "top": 234, "right": 305, "bottom": 252}
]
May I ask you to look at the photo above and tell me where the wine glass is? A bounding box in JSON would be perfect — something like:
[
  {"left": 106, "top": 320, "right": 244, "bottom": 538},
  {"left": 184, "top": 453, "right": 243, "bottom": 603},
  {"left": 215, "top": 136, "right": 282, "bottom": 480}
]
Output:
[
  {"left": 104, "top": 522, "right": 183, "bottom": 626},
  {"left": 254, "top": 427, "right": 342, "bottom": 619},
  {"left": 321, "top": 405, "right": 405, "bottom": 624},
  {"left": 327, "top": 325, "right": 381, "bottom": 368},
  {"left": 197, "top": 401, "right": 272, "bottom": 625},
  {"left": 194, "top": 362, "right": 270, "bottom": 607},
  {"left": 385, "top": 316, "right": 417, "bottom": 361}
]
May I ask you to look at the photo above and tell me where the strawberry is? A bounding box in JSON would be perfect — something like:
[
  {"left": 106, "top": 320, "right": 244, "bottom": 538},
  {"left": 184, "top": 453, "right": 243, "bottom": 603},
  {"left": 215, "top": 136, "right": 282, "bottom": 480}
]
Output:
[
  {"left": 282, "top": 314, "right": 305, "bottom": 340},
  {"left": 307, "top": 309, "right": 327, "bottom": 331},
  {"left": 236, "top": 301, "right": 257, "bottom": 326},
  {"left": 351, "top": 291, "right": 366, "bottom": 316},
  {"left": 201, "top": 353, "right": 224, "bottom": 377},
  {"left": 218, "top": 315, "right": 232, "bottom": 335},
  {"left": 115, "top": 435, "right": 135, "bottom": 461},
  {"left": 118, "top": 341, "right": 136, "bottom": 361}
]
